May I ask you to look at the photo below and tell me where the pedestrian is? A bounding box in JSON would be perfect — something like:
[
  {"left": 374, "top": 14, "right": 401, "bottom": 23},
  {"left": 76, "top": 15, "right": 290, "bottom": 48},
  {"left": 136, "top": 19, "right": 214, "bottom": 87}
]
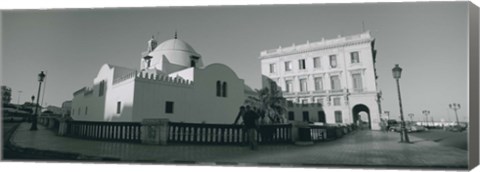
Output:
[{"left": 243, "top": 105, "right": 259, "bottom": 150}]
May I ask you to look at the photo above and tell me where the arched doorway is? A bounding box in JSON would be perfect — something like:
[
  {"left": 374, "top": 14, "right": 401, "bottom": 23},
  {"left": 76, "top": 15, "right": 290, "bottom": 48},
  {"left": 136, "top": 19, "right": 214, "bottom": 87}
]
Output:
[{"left": 352, "top": 104, "right": 371, "bottom": 130}]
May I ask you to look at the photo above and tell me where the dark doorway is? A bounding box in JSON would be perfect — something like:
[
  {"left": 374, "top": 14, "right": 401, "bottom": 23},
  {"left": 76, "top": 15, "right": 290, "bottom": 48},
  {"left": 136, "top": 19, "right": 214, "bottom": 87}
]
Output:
[{"left": 352, "top": 104, "right": 371, "bottom": 129}]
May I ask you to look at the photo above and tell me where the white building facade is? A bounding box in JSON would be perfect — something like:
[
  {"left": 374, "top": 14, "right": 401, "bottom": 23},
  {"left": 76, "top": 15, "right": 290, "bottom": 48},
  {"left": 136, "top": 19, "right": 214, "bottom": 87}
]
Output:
[
  {"left": 259, "top": 31, "right": 382, "bottom": 130},
  {"left": 71, "top": 35, "right": 247, "bottom": 124}
]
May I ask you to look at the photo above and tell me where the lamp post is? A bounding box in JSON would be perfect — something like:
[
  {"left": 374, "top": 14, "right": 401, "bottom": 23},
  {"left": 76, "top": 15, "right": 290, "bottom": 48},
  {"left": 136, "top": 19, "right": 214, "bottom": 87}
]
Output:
[
  {"left": 422, "top": 110, "right": 430, "bottom": 127},
  {"left": 17, "top": 90, "right": 22, "bottom": 104},
  {"left": 449, "top": 103, "right": 460, "bottom": 126},
  {"left": 30, "top": 71, "right": 46, "bottom": 131},
  {"left": 392, "top": 64, "right": 409, "bottom": 143},
  {"left": 408, "top": 113, "right": 414, "bottom": 122}
]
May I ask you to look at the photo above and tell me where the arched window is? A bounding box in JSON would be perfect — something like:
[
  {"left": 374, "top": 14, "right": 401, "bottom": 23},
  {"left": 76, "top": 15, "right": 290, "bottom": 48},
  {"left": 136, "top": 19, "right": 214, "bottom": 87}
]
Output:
[
  {"left": 216, "top": 81, "right": 221, "bottom": 97},
  {"left": 99, "top": 80, "right": 105, "bottom": 97},
  {"left": 222, "top": 82, "right": 227, "bottom": 97}
]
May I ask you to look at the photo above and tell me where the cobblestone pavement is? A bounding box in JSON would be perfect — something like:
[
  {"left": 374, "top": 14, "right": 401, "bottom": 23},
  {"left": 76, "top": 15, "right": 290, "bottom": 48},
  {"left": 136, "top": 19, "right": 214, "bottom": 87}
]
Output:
[{"left": 7, "top": 123, "right": 467, "bottom": 169}]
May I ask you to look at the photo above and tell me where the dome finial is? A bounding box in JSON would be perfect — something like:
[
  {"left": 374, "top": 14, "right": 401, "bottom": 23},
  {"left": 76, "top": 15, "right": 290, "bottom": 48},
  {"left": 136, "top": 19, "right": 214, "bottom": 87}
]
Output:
[{"left": 174, "top": 30, "right": 177, "bottom": 39}]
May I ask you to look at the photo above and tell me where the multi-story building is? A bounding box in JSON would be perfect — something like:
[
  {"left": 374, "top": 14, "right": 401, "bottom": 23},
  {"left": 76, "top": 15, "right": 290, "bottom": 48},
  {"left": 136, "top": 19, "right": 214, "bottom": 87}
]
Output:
[{"left": 259, "top": 31, "right": 382, "bottom": 130}]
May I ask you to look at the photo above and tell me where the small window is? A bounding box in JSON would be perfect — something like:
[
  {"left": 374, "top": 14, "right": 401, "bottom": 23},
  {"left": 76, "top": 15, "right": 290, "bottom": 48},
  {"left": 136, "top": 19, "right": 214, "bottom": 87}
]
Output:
[
  {"left": 350, "top": 51, "right": 360, "bottom": 64},
  {"left": 222, "top": 82, "right": 227, "bottom": 97},
  {"left": 285, "top": 80, "right": 293, "bottom": 92},
  {"left": 333, "top": 97, "right": 341, "bottom": 106},
  {"left": 314, "top": 77, "right": 323, "bottom": 91},
  {"left": 85, "top": 107, "right": 88, "bottom": 115},
  {"left": 216, "top": 81, "right": 221, "bottom": 97},
  {"left": 352, "top": 73, "right": 363, "bottom": 91},
  {"left": 285, "top": 61, "right": 292, "bottom": 71},
  {"left": 329, "top": 55, "right": 337, "bottom": 68},
  {"left": 298, "top": 59, "right": 306, "bottom": 70},
  {"left": 165, "top": 101, "right": 174, "bottom": 114},
  {"left": 117, "top": 101, "right": 121, "bottom": 114},
  {"left": 78, "top": 108, "right": 81, "bottom": 115},
  {"left": 288, "top": 111, "right": 295, "bottom": 120},
  {"left": 335, "top": 111, "right": 343, "bottom": 123},
  {"left": 302, "top": 111, "right": 310, "bottom": 122},
  {"left": 313, "top": 57, "right": 321, "bottom": 68},
  {"left": 269, "top": 63, "right": 276, "bottom": 73},
  {"left": 191, "top": 60, "right": 196, "bottom": 67},
  {"left": 318, "top": 111, "right": 326, "bottom": 123},
  {"left": 330, "top": 75, "right": 341, "bottom": 90},
  {"left": 299, "top": 78, "right": 308, "bottom": 92},
  {"left": 99, "top": 80, "right": 105, "bottom": 96}
]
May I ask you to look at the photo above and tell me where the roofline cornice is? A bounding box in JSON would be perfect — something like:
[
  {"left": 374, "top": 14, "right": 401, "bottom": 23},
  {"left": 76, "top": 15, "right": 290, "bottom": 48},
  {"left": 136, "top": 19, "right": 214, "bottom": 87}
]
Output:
[{"left": 259, "top": 37, "right": 374, "bottom": 60}]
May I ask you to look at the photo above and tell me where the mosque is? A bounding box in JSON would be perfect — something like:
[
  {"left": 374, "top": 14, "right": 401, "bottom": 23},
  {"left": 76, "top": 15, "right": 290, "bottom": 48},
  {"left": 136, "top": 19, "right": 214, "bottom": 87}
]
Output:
[{"left": 71, "top": 33, "right": 253, "bottom": 123}]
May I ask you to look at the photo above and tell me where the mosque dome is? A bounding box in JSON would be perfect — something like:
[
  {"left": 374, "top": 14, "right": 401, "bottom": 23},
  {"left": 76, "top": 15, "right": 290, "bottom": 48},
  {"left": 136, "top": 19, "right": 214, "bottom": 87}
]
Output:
[
  {"left": 145, "top": 36, "right": 203, "bottom": 71},
  {"left": 153, "top": 38, "right": 200, "bottom": 56}
]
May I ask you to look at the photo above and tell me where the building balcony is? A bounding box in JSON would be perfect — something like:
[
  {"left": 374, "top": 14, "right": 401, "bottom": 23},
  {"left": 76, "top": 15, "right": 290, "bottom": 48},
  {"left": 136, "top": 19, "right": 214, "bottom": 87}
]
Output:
[
  {"left": 297, "top": 91, "right": 310, "bottom": 96},
  {"left": 352, "top": 88, "right": 364, "bottom": 93},
  {"left": 312, "top": 90, "right": 327, "bottom": 95},
  {"left": 329, "top": 89, "right": 346, "bottom": 94}
]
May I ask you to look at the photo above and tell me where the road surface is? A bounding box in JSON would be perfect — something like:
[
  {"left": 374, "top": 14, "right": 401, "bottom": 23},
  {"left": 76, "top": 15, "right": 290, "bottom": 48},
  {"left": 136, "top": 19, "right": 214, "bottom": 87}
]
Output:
[{"left": 409, "top": 129, "right": 467, "bottom": 150}]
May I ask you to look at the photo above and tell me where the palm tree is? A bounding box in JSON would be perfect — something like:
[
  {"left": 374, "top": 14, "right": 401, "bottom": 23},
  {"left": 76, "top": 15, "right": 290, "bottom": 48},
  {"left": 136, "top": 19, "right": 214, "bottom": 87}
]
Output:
[{"left": 244, "top": 85, "right": 287, "bottom": 124}]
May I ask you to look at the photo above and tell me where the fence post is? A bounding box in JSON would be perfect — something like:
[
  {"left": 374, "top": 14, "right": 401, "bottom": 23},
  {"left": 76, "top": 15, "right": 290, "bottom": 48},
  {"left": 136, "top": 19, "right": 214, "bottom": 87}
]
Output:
[{"left": 141, "top": 119, "right": 169, "bottom": 145}]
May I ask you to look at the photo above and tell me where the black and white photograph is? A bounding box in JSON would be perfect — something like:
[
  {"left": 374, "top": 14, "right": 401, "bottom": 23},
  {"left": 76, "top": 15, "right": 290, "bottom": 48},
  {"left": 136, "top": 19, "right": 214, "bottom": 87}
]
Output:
[{"left": 1, "top": 1, "right": 479, "bottom": 171}]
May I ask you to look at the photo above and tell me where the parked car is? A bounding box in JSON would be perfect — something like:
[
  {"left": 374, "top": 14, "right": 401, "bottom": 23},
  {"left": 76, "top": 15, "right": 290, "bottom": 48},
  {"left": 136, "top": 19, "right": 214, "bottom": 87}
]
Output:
[
  {"left": 389, "top": 123, "right": 426, "bottom": 132},
  {"left": 446, "top": 124, "right": 467, "bottom": 132}
]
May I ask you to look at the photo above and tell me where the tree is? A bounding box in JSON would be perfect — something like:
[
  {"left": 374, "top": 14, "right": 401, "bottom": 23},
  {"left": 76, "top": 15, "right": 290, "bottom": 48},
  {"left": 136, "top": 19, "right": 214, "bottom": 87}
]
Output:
[
  {"left": 2, "top": 85, "right": 12, "bottom": 105},
  {"left": 245, "top": 83, "right": 287, "bottom": 124}
]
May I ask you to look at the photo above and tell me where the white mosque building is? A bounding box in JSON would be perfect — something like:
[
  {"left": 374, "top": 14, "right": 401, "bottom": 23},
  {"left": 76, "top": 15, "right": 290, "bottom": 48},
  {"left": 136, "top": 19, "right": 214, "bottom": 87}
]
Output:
[
  {"left": 259, "top": 31, "right": 382, "bottom": 130},
  {"left": 71, "top": 33, "right": 251, "bottom": 124}
]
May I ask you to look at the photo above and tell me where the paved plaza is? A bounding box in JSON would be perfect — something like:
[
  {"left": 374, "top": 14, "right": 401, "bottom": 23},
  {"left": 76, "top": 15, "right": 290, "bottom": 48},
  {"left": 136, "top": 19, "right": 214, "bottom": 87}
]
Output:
[{"left": 6, "top": 123, "right": 468, "bottom": 169}]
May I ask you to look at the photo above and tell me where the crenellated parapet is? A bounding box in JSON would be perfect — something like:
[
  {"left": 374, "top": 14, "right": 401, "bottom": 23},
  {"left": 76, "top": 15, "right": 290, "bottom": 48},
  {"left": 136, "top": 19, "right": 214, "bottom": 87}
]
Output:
[{"left": 134, "top": 71, "right": 194, "bottom": 87}]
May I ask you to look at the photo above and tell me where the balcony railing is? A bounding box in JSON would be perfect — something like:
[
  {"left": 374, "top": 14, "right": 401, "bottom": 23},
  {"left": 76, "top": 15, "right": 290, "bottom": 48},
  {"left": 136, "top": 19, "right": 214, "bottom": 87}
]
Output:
[
  {"left": 312, "top": 90, "right": 327, "bottom": 94},
  {"left": 329, "top": 89, "right": 345, "bottom": 94},
  {"left": 352, "top": 88, "right": 364, "bottom": 93}
]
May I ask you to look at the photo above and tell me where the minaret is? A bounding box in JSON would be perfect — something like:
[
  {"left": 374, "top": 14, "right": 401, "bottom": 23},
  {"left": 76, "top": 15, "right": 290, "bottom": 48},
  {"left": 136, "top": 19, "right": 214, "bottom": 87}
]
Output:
[{"left": 147, "top": 35, "right": 158, "bottom": 52}]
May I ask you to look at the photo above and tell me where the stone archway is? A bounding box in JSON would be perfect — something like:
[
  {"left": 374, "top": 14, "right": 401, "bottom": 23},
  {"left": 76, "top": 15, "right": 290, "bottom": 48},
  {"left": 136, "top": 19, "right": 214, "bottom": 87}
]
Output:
[{"left": 352, "top": 104, "right": 371, "bottom": 130}]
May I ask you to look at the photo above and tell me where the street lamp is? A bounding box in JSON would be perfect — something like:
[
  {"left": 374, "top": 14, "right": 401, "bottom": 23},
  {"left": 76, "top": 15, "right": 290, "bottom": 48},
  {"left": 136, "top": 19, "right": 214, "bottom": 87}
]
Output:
[
  {"left": 17, "top": 90, "right": 22, "bottom": 104},
  {"left": 408, "top": 113, "right": 414, "bottom": 122},
  {"left": 422, "top": 110, "right": 430, "bottom": 127},
  {"left": 392, "top": 64, "right": 409, "bottom": 143},
  {"left": 449, "top": 103, "right": 460, "bottom": 126},
  {"left": 30, "top": 71, "right": 46, "bottom": 131}
]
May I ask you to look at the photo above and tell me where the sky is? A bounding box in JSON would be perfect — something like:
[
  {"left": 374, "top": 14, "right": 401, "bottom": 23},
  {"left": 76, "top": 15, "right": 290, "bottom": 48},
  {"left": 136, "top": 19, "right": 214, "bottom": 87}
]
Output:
[{"left": 1, "top": 2, "right": 470, "bottom": 122}]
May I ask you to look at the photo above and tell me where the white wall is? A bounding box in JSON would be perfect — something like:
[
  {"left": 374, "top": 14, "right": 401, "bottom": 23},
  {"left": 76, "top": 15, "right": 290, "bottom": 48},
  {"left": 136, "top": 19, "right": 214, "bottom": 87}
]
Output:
[
  {"left": 191, "top": 63, "right": 245, "bottom": 124},
  {"left": 128, "top": 63, "right": 245, "bottom": 124},
  {"left": 131, "top": 76, "right": 193, "bottom": 122}
]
